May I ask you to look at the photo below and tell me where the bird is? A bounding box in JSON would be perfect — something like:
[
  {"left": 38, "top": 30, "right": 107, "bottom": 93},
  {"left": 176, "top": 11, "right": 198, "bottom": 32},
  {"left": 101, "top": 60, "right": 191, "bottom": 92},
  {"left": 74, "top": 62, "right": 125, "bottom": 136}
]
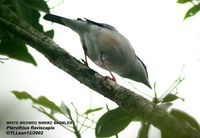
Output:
[{"left": 43, "top": 14, "right": 152, "bottom": 88}]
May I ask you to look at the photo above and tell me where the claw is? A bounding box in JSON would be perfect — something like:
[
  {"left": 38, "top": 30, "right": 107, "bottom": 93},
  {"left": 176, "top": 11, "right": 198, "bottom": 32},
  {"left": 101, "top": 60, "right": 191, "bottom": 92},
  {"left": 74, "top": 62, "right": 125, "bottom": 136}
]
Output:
[
  {"left": 105, "top": 76, "right": 116, "bottom": 82},
  {"left": 81, "top": 59, "right": 88, "bottom": 67}
]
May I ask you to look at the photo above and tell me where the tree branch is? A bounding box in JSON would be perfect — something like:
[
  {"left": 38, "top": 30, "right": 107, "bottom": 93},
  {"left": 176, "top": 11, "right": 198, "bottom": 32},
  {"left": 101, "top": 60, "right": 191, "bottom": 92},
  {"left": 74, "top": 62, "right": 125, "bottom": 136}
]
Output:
[{"left": 0, "top": 4, "right": 199, "bottom": 138}]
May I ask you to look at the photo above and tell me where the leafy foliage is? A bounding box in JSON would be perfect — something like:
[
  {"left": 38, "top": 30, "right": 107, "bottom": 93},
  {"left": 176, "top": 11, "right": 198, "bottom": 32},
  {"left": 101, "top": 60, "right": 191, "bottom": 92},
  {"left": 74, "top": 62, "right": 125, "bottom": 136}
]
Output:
[
  {"left": 162, "top": 93, "right": 184, "bottom": 103},
  {"left": 93, "top": 75, "right": 192, "bottom": 138},
  {"left": 12, "top": 91, "right": 98, "bottom": 138},
  {"left": 0, "top": 0, "right": 53, "bottom": 65},
  {"left": 0, "top": 37, "right": 37, "bottom": 65},
  {"left": 177, "top": 0, "right": 200, "bottom": 19},
  {"left": 161, "top": 108, "right": 200, "bottom": 138},
  {"left": 170, "top": 108, "right": 200, "bottom": 130},
  {"left": 21, "top": 0, "right": 49, "bottom": 13},
  {"left": 177, "top": 0, "right": 191, "bottom": 4},
  {"left": 95, "top": 107, "right": 134, "bottom": 137},
  {"left": 12, "top": 91, "right": 63, "bottom": 113},
  {"left": 184, "top": 4, "right": 200, "bottom": 19},
  {"left": 138, "top": 122, "right": 150, "bottom": 138}
]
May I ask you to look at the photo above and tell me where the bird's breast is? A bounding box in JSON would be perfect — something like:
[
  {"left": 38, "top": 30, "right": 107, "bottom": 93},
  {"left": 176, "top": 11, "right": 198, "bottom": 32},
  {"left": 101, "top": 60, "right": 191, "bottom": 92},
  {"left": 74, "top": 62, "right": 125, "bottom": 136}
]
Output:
[{"left": 81, "top": 27, "right": 136, "bottom": 73}]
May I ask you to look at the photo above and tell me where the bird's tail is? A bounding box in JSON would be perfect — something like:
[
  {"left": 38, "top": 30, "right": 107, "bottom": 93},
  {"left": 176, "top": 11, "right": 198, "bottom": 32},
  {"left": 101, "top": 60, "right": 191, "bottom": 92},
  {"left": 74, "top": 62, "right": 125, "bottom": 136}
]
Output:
[{"left": 43, "top": 14, "right": 88, "bottom": 34}]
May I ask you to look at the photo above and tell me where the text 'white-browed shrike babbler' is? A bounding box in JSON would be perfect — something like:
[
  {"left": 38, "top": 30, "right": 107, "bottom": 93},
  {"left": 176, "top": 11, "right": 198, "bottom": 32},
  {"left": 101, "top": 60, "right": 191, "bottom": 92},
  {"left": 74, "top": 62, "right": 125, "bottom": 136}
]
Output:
[{"left": 44, "top": 14, "right": 151, "bottom": 88}]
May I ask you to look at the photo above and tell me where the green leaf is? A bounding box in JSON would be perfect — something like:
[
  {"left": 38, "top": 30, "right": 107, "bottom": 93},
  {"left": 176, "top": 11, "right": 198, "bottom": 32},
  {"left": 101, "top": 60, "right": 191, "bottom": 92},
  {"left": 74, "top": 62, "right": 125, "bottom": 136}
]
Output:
[
  {"left": 37, "top": 96, "right": 62, "bottom": 113},
  {"left": 12, "top": 91, "right": 63, "bottom": 114},
  {"left": 15, "top": 0, "right": 43, "bottom": 32},
  {"left": 3, "top": 0, "right": 50, "bottom": 32},
  {"left": 162, "top": 93, "right": 183, "bottom": 103},
  {"left": 170, "top": 108, "right": 200, "bottom": 130},
  {"left": 0, "top": 38, "right": 37, "bottom": 66},
  {"left": 60, "top": 102, "right": 70, "bottom": 115},
  {"left": 161, "top": 130, "right": 171, "bottom": 138},
  {"left": 12, "top": 91, "right": 36, "bottom": 101},
  {"left": 184, "top": 4, "right": 200, "bottom": 19},
  {"left": 177, "top": 0, "right": 191, "bottom": 4},
  {"left": 95, "top": 107, "right": 134, "bottom": 137},
  {"left": 84, "top": 107, "right": 103, "bottom": 115},
  {"left": 21, "top": 0, "right": 49, "bottom": 13},
  {"left": 137, "top": 122, "right": 150, "bottom": 138}
]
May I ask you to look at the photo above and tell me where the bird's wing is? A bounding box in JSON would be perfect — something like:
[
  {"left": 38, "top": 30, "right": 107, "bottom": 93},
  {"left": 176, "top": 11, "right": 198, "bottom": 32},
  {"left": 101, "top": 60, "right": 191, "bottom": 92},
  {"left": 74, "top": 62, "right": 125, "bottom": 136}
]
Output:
[
  {"left": 136, "top": 56, "right": 149, "bottom": 78},
  {"left": 84, "top": 18, "right": 118, "bottom": 32},
  {"left": 44, "top": 14, "right": 117, "bottom": 32}
]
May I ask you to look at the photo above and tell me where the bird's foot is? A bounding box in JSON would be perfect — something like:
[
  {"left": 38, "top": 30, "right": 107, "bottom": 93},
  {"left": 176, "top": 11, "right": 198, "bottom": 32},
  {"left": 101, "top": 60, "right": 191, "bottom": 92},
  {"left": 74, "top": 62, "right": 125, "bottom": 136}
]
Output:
[
  {"left": 105, "top": 76, "right": 116, "bottom": 82},
  {"left": 81, "top": 59, "right": 88, "bottom": 67}
]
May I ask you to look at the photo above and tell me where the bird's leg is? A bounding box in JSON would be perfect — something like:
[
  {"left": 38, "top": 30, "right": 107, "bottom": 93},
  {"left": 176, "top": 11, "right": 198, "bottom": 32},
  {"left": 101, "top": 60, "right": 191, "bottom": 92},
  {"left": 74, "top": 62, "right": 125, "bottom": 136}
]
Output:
[
  {"left": 100, "top": 54, "right": 116, "bottom": 82},
  {"left": 81, "top": 39, "right": 88, "bottom": 66},
  {"left": 84, "top": 51, "right": 88, "bottom": 66},
  {"left": 81, "top": 52, "right": 88, "bottom": 66}
]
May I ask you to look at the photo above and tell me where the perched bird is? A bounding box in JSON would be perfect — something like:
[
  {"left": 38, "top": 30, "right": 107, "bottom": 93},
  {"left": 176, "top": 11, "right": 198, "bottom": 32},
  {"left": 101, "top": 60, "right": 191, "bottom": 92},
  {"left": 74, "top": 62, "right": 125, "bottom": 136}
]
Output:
[{"left": 43, "top": 14, "right": 151, "bottom": 88}]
